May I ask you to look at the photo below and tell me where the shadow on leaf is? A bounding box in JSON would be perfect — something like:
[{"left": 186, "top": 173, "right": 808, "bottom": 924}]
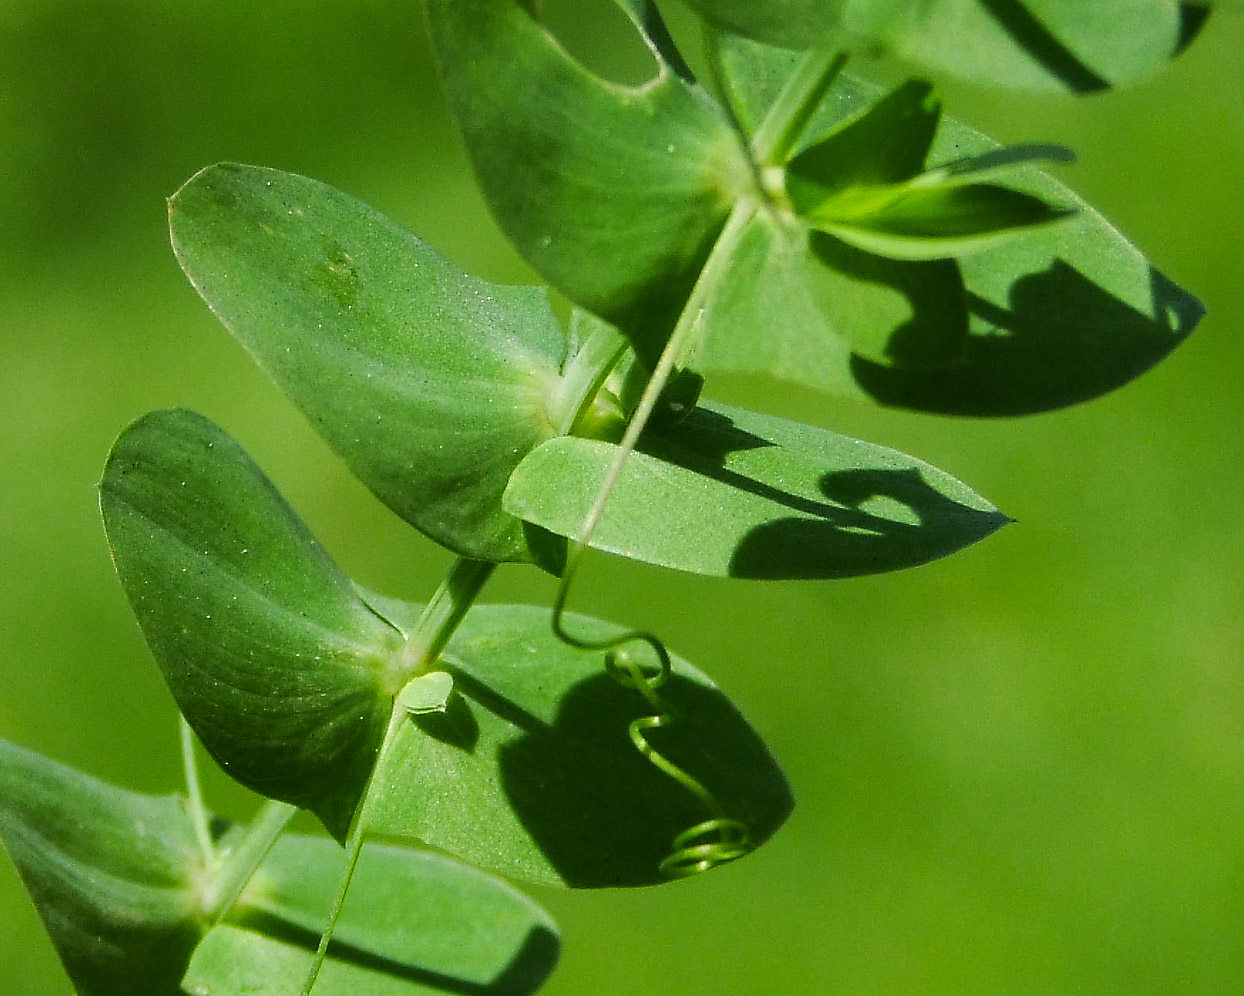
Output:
[
  {"left": 850, "top": 262, "right": 1201, "bottom": 415},
  {"left": 639, "top": 406, "right": 1009, "bottom": 580},
  {"left": 727, "top": 466, "right": 1009, "bottom": 579},
  {"left": 229, "top": 910, "right": 558, "bottom": 996},
  {"left": 980, "top": 0, "right": 1109, "bottom": 92},
  {"left": 491, "top": 670, "right": 792, "bottom": 888}
]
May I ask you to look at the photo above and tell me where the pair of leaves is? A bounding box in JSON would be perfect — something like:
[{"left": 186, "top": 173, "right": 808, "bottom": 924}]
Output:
[
  {"left": 425, "top": 0, "right": 1203, "bottom": 415},
  {"left": 150, "top": 158, "right": 1006, "bottom": 885},
  {"left": 681, "top": 0, "right": 1194, "bottom": 93},
  {"left": 169, "top": 164, "right": 1007, "bottom": 576},
  {"left": 100, "top": 409, "right": 795, "bottom": 888},
  {"left": 0, "top": 738, "right": 558, "bottom": 996}
]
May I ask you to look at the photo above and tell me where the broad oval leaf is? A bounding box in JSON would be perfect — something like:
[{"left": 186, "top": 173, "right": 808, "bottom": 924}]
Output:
[
  {"left": 684, "top": 0, "right": 1186, "bottom": 93},
  {"left": 204, "top": 837, "right": 559, "bottom": 996},
  {"left": 100, "top": 409, "right": 398, "bottom": 839},
  {"left": 504, "top": 401, "right": 1008, "bottom": 578},
  {"left": 0, "top": 739, "right": 203, "bottom": 996},
  {"left": 364, "top": 603, "right": 793, "bottom": 888},
  {"left": 698, "top": 40, "right": 1204, "bottom": 415},
  {"left": 425, "top": 0, "right": 747, "bottom": 366},
  {"left": 169, "top": 162, "right": 567, "bottom": 563}
]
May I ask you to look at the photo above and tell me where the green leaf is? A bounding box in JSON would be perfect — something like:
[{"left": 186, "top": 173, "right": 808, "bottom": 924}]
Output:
[
  {"left": 425, "top": 0, "right": 746, "bottom": 366},
  {"left": 364, "top": 604, "right": 793, "bottom": 888},
  {"left": 100, "top": 409, "right": 397, "bottom": 839},
  {"left": 784, "top": 80, "right": 1074, "bottom": 260},
  {"left": 920, "top": 143, "right": 1077, "bottom": 185},
  {"left": 686, "top": 0, "right": 1186, "bottom": 93},
  {"left": 504, "top": 401, "right": 1008, "bottom": 578},
  {"left": 698, "top": 41, "right": 1204, "bottom": 414},
  {"left": 686, "top": 207, "right": 973, "bottom": 372},
  {"left": 810, "top": 184, "right": 1074, "bottom": 260},
  {"left": 784, "top": 79, "right": 941, "bottom": 193},
  {"left": 0, "top": 738, "right": 203, "bottom": 996},
  {"left": 203, "top": 837, "right": 559, "bottom": 996},
  {"left": 0, "top": 740, "right": 557, "bottom": 996},
  {"left": 169, "top": 162, "right": 567, "bottom": 563},
  {"left": 804, "top": 234, "right": 969, "bottom": 365}
]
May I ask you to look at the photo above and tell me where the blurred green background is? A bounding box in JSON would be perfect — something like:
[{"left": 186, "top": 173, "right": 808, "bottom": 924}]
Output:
[{"left": 2, "top": 2, "right": 1242, "bottom": 993}]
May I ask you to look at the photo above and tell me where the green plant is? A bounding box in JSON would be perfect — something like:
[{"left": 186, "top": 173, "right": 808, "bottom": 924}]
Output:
[{"left": 0, "top": 2, "right": 1218, "bottom": 994}]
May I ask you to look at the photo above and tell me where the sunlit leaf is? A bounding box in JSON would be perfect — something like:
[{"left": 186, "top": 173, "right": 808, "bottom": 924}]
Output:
[
  {"left": 697, "top": 38, "right": 1204, "bottom": 414},
  {"left": 398, "top": 672, "right": 456, "bottom": 715},
  {"left": 363, "top": 603, "right": 793, "bottom": 888},
  {"left": 206, "top": 837, "right": 559, "bottom": 996},
  {"left": 0, "top": 738, "right": 561, "bottom": 996},
  {"left": 100, "top": 409, "right": 397, "bottom": 839},
  {"left": 685, "top": 0, "right": 1186, "bottom": 93},
  {"left": 505, "top": 401, "right": 1008, "bottom": 578},
  {"left": 426, "top": 0, "right": 746, "bottom": 366},
  {"left": 0, "top": 738, "right": 203, "bottom": 996},
  {"left": 169, "top": 162, "right": 567, "bottom": 563}
]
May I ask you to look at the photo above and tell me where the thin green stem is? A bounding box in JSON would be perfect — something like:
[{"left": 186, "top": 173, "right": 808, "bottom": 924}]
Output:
[
  {"left": 543, "top": 199, "right": 762, "bottom": 878},
  {"left": 750, "top": 48, "right": 849, "bottom": 166},
  {"left": 300, "top": 702, "right": 407, "bottom": 995},
  {"left": 393, "top": 557, "right": 495, "bottom": 686},
  {"left": 203, "top": 799, "right": 297, "bottom": 922},
  {"left": 179, "top": 716, "right": 215, "bottom": 870},
  {"left": 302, "top": 553, "right": 497, "bottom": 993},
  {"left": 552, "top": 196, "right": 756, "bottom": 633}
]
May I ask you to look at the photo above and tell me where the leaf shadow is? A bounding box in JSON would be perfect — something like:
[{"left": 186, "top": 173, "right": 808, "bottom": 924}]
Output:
[
  {"left": 727, "top": 466, "right": 1009, "bottom": 579},
  {"left": 979, "top": 0, "right": 1109, "bottom": 92},
  {"left": 642, "top": 404, "right": 772, "bottom": 466},
  {"left": 646, "top": 407, "right": 1009, "bottom": 579},
  {"left": 410, "top": 691, "right": 482, "bottom": 753},
  {"left": 807, "top": 232, "right": 969, "bottom": 369},
  {"left": 482, "top": 670, "right": 793, "bottom": 888},
  {"left": 849, "top": 261, "right": 1202, "bottom": 415},
  {"left": 231, "top": 909, "right": 559, "bottom": 996}
]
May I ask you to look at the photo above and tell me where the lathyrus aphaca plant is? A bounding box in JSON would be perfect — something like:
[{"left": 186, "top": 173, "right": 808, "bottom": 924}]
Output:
[{"left": 0, "top": 1, "right": 1212, "bottom": 994}]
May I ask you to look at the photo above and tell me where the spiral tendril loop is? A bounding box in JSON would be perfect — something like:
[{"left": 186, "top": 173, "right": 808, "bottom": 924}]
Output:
[
  {"left": 548, "top": 253, "right": 756, "bottom": 878},
  {"left": 551, "top": 609, "right": 754, "bottom": 877}
]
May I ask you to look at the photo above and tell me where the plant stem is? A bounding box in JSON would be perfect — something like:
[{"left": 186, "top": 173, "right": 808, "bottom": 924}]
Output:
[
  {"left": 750, "top": 48, "right": 849, "bottom": 165},
  {"left": 203, "top": 799, "right": 297, "bottom": 922},
  {"left": 394, "top": 557, "right": 495, "bottom": 685},
  {"left": 553, "top": 196, "right": 756, "bottom": 625},
  {"left": 302, "top": 554, "right": 496, "bottom": 993},
  {"left": 180, "top": 715, "right": 215, "bottom": 869},
  {"left": 300, "top": 700, "right": 407, "bottom": 995}
]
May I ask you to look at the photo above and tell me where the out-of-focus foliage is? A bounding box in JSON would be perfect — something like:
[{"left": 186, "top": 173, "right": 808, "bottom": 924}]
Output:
[{"left": 2, "top": 2, "right": 1242, "bottom": 995}]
